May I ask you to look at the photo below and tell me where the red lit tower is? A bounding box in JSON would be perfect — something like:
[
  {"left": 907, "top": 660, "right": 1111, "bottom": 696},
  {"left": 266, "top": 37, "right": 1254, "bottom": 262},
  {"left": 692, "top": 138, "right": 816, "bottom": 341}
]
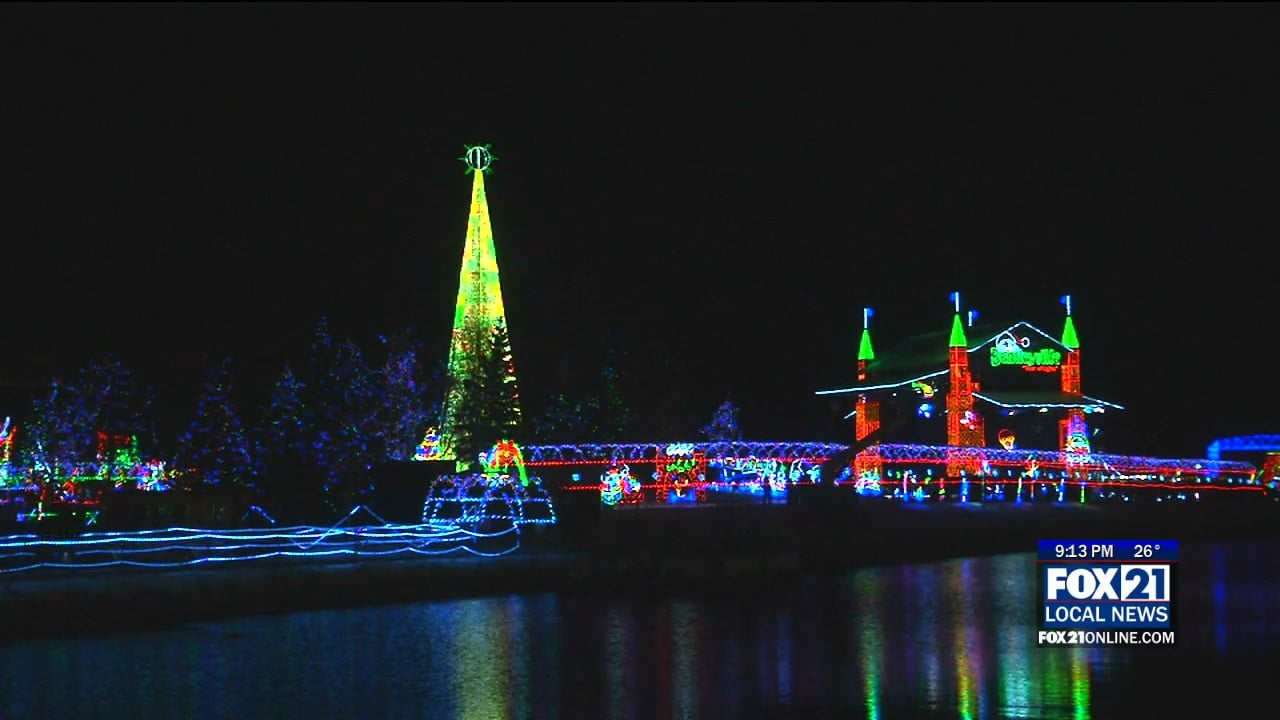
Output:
[
  {"left": 946, "top": 294, "right": 983, "bottom": 482},
  {"left": 853, "top": 308, "right": 881, "bottom": 479},
  {"left": 946, "top": 295, "right": 983, "bottom": 448},
  {"left": 1057, "top": 295, "right": 1088, "bottom": 452}
]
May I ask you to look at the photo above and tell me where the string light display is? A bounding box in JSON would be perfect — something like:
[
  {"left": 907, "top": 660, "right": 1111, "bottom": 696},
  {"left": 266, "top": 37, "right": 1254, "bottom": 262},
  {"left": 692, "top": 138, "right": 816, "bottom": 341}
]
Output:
[
  {"left": 0, "top": 418, "right": 14, "bottom": 485},
  {"left": 478, "top": 439, "right": 529, "bottom": 487},
  {"left": 997, "top": 429, "right": 1017, "bottom": 451},
  {"left": 1206, "top": 434, "right": 1280, "bottom": 460},
  {"left": 428, "top": 144, "right": 521, "bottom": 465},
  {"left": 1260, "top": 454, "right": 1280, "bottom": 491},
  {"left": 414, "top": 426, "right": 443, "bottom": 461},
  {"left": 3, "top": 431, "right": 175, "bottom": 497},
  {"left": 652, "top": 444, "right": 706, "bottom": 503},
  {"left": 0, "top": 505, "right": 520, "bottom": 574},
  {"left": 867, "top": 443, "right": 1256, "bottom": 475},
  {"left": 521, "top": 441, "right": 846, "bottom": 465},
  {"left": 525, "top": 442, "right": 841, "bottom": 504},
  {"left": 705, "top": 456, "right": 822, "bottom": 496},
  {"left": 839, "top": 443, "right": 1264, "bottom": 503},
  {"left": 421, "top": 441, "right": 554, "bottom": 523},
  {"left": 420, "top": 474, "right": 557, "bottom": 527},
  {"left": 600, "top": 464, "right": 642, "bottom": 506}
]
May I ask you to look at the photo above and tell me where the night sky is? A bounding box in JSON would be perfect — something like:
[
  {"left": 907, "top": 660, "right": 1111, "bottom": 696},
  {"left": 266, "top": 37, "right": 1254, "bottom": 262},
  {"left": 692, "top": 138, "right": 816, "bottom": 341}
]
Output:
[{"left": 2, "top": 3, "right": 1276, "bottom": 457}]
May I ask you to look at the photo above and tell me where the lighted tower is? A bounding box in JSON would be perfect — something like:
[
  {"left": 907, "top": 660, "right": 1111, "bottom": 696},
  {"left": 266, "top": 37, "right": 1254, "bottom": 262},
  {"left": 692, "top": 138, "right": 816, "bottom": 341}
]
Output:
[
  {"left": 1058, "top": 295, "right": 1088, "bottom": 452},
  {"left": 854, "top": 308, "right": 882, "bottom": 480},
  {"left": 855, "top": 308, "right": 879, "bottom": 437},
  {"left": 427, "top": 144, "right": 521, "bottom": 467},
  {"left": 945, "top": 292, "right": 983, "bottom": 448}
]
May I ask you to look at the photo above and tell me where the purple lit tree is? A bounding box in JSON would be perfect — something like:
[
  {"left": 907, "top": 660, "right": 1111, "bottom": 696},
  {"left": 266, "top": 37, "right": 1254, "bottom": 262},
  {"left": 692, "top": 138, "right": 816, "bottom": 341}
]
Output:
[{"left": 378, "top": 333, "right": 434, "bottom": 462}]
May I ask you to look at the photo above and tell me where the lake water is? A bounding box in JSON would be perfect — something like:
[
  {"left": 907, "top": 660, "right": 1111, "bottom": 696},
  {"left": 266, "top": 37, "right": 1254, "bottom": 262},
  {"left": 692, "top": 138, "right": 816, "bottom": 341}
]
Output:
[{"left": 3, "top": 540, "right": 1278, "bottom": 719}]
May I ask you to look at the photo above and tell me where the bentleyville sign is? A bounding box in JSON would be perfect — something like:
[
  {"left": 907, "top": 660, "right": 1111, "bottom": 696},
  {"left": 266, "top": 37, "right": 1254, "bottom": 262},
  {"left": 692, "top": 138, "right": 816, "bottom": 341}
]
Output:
[{"left": 990, "top": 330, "right": 1062, "bottom": 372}]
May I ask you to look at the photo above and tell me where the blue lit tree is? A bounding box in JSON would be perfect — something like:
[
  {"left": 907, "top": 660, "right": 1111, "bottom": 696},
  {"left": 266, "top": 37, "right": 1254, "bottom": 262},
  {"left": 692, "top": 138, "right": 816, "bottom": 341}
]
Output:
[
  {"left": 257, "top": 319, "right": 442, "bottom": 508},
  {"left": 379, "top": 333, "right": 435, "bottom": 462},
  {"left": 317, "top": 339, "right": 383, "bottom": 500},
  {"left": 24, "top": 378, "right": 94, "bottom": 479},
  {"left": 259, "top": 363, "right": 315, "bottom": 503},
  {"left": 177, "top": 357, "right": 259, "bottom": 487},
  {"left": 262, "top": 365, "right": 310, "bottom": 462},
  {"left": 22, "top": 355, "right": 149, "bottom": 479},
  {"left": 700, "top": 398, "right": 743, "bottom": 443}
]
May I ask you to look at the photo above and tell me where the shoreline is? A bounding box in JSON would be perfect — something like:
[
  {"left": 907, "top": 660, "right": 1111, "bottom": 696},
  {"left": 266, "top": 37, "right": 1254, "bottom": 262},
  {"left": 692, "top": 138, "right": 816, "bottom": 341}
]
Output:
[{"left": 2, "top": 497, "right": 1277, "bottom": 642}]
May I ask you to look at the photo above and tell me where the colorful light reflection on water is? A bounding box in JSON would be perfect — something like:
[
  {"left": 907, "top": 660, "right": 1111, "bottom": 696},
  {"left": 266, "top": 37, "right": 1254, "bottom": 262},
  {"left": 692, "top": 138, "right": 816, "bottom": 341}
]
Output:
[{"left": 0, "top": 541, "right": 1277, "bottom": 720}]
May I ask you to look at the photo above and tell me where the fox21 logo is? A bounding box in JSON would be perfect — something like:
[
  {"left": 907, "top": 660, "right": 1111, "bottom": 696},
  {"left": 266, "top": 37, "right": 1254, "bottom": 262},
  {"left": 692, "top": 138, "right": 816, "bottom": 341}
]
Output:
[{"left": 1045, "top": 565, "right": 1172, "bottom": 601}]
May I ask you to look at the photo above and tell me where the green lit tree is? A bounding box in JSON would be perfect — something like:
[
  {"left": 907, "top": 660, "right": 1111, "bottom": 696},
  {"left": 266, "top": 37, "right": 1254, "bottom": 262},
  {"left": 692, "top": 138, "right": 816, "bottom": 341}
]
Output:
[
  {"left": 530, "top": 334, "right": 632, "bottom": 444},
  {"left": 453, "top": 320, "right": 522, "bottom": 466},
  {"left": 531, "top": 393, "right": 599, "bottom": 444},
  {"left": 593, "top": 333, "right": 632, "bottom": 441}
]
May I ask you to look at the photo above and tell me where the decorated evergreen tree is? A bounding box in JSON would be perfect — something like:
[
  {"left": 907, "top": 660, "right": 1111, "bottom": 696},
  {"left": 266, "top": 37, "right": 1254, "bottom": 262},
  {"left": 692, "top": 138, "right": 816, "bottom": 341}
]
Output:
[
  {"left": 260, "top": 363, "right": 313, "bottom": 502},
  {"left": 453, "top": 320, "right": 522, "bottom": 465},
  {"left": 22, "top": 355, "right": 148, "bottom": 479},
  {"left": 529, "top": 335, "right": 632, "bottom": 444},
  {"left": 24, "top": 379, "right": 93, "bottom": 479},
  {"left": 483, "top": 320, "right": 521, "bottom": 440},
  {"left": 318, "top": 339, "right": 383, "bottom": 500},
  {"left": 531, "top": 393, "right": 599, "bottom": 444},
  {"left": 262, "top": 365, "right": 310, "bottom": 461},
  {"left": 379, "top": 334, "right": 434, "bottom": 462},
  {"left": 177, "top": 357, "right": 258, "bottom": 487},
  {"left": 304, "top": 317, "right": 336, "bottom": 385},
  {"left": 700, "top": 398, "right": 743, "bottom": 443},
  {"left": 87, "top": 356, "right": 146, "bottom": 439},
  {"left": 594, "top": 334, "right": 632, "bottom": 441}
]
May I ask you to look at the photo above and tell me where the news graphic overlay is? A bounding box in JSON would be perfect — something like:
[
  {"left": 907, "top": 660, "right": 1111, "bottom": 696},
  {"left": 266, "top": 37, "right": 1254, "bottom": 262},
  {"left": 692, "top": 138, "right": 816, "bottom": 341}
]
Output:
[{"left": 1037, "top": 540, "right": 1178, "bottom": 647}]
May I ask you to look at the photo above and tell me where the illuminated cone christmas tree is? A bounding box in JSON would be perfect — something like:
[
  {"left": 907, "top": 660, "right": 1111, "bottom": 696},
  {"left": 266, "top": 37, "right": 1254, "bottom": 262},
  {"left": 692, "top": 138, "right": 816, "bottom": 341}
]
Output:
[{"left": 425, "top": 144, "right": 522, "bottom": 467}]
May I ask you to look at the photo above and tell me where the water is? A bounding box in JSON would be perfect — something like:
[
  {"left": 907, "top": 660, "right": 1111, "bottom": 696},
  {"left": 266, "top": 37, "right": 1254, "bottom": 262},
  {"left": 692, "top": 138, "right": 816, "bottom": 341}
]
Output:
[{"left": 3, "top": 541, "right": 1278, "bottom": 719}]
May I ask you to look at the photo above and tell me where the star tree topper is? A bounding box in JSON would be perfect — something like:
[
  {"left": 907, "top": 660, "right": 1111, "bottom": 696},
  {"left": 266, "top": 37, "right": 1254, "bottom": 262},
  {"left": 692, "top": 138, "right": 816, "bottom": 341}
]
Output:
[{"left": 460, "top": 143, "right": 497, "bottom": 174}]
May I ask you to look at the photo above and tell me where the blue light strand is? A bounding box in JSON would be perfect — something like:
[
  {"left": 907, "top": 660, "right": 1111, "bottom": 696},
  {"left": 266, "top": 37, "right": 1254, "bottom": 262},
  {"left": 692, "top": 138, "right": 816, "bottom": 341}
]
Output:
[
  {"left": 421, "top": 472, "right": 558, "bottom": 526},
  {"left": 1205, "top": 434, "right": 1280, "bottom": 460},
  {"left": 0, "top": 505, "right": 521, "bottom": 574}
]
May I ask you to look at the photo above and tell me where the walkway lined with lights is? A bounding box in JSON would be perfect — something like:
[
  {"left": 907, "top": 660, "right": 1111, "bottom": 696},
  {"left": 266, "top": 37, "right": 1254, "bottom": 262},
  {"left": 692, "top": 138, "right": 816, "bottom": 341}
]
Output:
[{"left": 0, "top": 506, "right": 522, "bottom": 574}]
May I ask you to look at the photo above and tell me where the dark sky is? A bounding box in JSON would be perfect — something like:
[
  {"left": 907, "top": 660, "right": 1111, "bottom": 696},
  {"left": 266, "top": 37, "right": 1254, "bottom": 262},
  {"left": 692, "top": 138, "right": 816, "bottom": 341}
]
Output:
[{"left": 1, "top": 3, "right": 1277, "bottom": 457}]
